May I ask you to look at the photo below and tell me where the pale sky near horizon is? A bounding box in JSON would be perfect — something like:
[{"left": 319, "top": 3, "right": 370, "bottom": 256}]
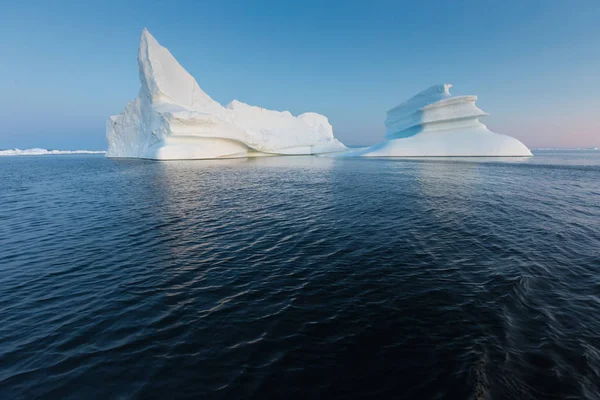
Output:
[{"left": 1, "top": 0, "right": 599, "bottom": 150}]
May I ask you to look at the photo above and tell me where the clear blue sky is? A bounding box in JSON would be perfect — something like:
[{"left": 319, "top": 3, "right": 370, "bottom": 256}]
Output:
[{"left": 1, "top": 0, "right": 599, "bottom": 149}]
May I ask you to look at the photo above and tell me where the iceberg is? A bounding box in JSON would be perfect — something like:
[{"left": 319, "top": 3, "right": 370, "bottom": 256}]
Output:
[
  {"left": 106, "top": 29, "right": 346, "bottom": 160},
  {"left": 0, "top": 148, "right": 106, "bottom": 156},
  {"left": 337, "top": 84, "right": 532, "bottom": 157}
]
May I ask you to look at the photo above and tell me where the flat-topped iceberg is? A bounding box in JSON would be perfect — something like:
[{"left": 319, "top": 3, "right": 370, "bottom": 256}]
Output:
[
  {"left": 106, "top": 29, "right": 346, "bottom": 160},
  {"left": 337, "top": 84, "right": 531, "bottom": 157}
]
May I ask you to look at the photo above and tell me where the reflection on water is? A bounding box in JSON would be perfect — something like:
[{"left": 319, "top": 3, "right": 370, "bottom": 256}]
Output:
[{"left": 413, "top": 158, "right": 481, "bottom": 197}]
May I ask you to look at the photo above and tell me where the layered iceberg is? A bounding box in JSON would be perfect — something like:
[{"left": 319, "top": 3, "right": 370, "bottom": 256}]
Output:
[
  {"left": 338, "top": 84, "right": 531, "bottom": 157},
  {"left": 106, "top": 29, "right": 346, "bottom": 159}
]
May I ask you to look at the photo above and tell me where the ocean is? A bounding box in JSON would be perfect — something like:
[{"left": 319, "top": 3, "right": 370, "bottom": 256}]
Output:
[{"left": 1, "top": 151, "right": 599, "bottom": 399}]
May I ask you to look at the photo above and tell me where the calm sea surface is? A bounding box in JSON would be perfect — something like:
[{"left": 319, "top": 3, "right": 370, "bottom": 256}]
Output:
[{"left": 1, "top": 151, "right": 600, "bottom": 399}]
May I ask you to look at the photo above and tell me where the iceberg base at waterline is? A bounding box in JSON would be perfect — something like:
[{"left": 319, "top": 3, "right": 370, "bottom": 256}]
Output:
[{"left": 335, "top": 126, "right": 532, "bottom": 157}]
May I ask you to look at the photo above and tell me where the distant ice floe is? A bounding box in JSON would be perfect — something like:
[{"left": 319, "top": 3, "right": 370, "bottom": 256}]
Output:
[
  {"left": 533, "top": 147, "right": 598, "bottom": 151},
  {"left": 106, "top": 29, "right": 346, "bottom": 160},
  {"left": 0, "top": 148, "right": 106, "bottom": 156}
]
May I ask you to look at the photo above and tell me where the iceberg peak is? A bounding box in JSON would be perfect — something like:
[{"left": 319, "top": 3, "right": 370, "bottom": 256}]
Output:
[
  {"left": 388, "top": 84, "right": 455, "bottom": 114},
  {"left": 137, "top": 28, "right": 222, "bottom": 116},
  {"left": 413, "top": 83, "right": 453, "bottom": 99}
]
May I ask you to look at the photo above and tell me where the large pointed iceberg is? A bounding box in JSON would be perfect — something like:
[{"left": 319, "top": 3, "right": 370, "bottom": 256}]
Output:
[
  {"left": 106, "top": 29, "right": 346, "bottom": 159},
  {"left": 339, "top": 84, "right": 531, "bottom": 157}
]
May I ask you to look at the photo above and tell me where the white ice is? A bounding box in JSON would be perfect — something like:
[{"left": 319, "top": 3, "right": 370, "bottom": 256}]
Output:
[
  {"left": 0, "top": 148, "right": 106, "bottom": 156},
  {"left": 334, "top": 84, "right": 532, "bottom": 157},
  {"left": 106, "top": 29, "right": 346, "bottom": 160},
  {"left": 107, "top": 30, "right": 530, "bottom": 160}
]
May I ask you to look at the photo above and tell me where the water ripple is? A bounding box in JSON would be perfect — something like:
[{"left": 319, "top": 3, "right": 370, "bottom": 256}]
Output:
[{"left": 1, "top": 152, "right": 600, "bottom": 399}]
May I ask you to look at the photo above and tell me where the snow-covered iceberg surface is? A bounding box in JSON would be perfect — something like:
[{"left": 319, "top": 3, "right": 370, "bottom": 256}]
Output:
[
  {"left": 338, "top": 84, "right": 531, "bottom": 157},
  {"left": 106, "top": 29, "right": 346, "bottom": 160},
  {"left": 0, "top": 148, "right": 106, "bottom": 156}
]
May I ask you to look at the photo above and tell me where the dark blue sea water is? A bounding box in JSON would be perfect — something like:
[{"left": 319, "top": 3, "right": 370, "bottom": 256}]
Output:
[{"left": 1, "top": 151, "right": 600, "bottom": 399}]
